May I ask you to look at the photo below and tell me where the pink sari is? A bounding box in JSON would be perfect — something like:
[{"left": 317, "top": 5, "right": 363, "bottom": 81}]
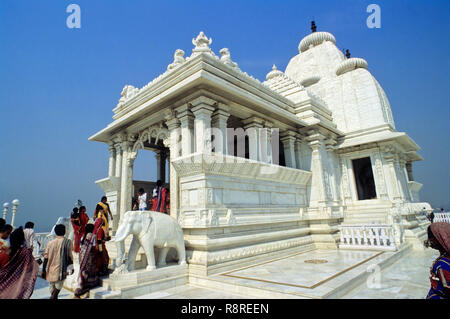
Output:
[{"left": 0, "top": 247, "right": 39, "bottom": 299}]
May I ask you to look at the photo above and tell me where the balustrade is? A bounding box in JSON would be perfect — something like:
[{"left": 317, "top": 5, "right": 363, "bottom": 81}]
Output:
[
  {"left": 339, "top": 224, "right": 397, "bottom": 251},
  {"left": 434, "top": 213, "right": 450, "bottom": 223}
]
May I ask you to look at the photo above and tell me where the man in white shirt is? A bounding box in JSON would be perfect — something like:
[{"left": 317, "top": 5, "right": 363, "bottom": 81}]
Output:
[
  {"left": 24, "top": 221, "right": 37, "bottom": 250},
  {"left": 138, "top": 188, "right": 148, "bottom": 211}
]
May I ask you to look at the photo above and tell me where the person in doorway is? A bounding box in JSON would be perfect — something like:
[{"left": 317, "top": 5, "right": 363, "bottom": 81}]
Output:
[
  {"left": 0, "top": 227, "right": 39, "bottom": 299},
  {"left": 138, "top": 188, "right": 148, "bottom": 211},
  {"left": 41, "top": 224, "right": 73, "bottom": 299},
  {"left": 425, "top": 222, "right": 450, "bottom": 299},
  {"left": 151, "top": 180, "right": 168, "bottom": 213},
  {"left": 132, "top": 197, "right": 139, "bottom": 210}
]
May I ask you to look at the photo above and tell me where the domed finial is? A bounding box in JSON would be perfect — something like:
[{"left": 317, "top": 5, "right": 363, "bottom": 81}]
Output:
[
  {"left": 345, "top": 49, "right": 351, "bottom": 59},
  {"left": 311, "top": 21, "right": 317, "bottom": 33},
  {"left": 266, "top": 64, "right": 284, "bottom": 81}
]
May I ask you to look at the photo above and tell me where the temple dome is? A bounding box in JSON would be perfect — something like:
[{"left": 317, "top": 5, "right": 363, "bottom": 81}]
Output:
[
  {"left": 298, "top": 31, "right": 336, "bottom": 53},
  {"left": 284, "top": 30, "right": 395, "bottom": 133},
  {"left": 266, "top": 64, "right": 284, "bottom": 81}
]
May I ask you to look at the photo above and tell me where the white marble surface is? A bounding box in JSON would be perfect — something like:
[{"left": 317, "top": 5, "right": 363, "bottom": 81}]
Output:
[
  {"left": 30, "top": 247, "right": 438, "bottom": 299},
  {"left": 343, "top": 247, "right": 438, "bottom": 299}
]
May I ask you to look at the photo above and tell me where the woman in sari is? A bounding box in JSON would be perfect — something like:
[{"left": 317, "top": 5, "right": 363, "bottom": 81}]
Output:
[
  {"left": 73, "top": 219, "right": 102, "bottom": 298},
  {"left": 71, "top": 206, "right": 90, "bottom": 253},
  {"left": 95, "top": 218, "right": 109, "bottom": 276},
  {"left": 94, "top": 202, "right": 111, "bottom": 241},
  {"left": 425, "top": 222, "right": 450, "bottom": 299},
  {"left": 0, "top": 227, "right": 39, "bottom": 299},
  {"left": 96, "top": 196, "right": 113, "bottom": 240}
]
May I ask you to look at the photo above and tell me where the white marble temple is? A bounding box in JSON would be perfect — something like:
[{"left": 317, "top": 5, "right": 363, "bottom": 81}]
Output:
[{"left": 86, "top": 24, "right": 432, "bottom": 294}]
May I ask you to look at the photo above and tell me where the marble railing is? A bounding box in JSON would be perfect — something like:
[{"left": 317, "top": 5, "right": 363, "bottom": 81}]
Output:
[
  {"left": 434, "top": 213, "right": 450, "bottom": 223},
  {"left": 339, "top": 224, "right": 397, "bottom": 251},
  {"left": 35, "top": 232, "right": 51, "bottom": 254}
]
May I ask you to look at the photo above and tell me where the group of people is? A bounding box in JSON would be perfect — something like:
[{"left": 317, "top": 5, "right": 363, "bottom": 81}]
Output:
[
  {"left": 0, "top": 219, "right": 40, "bottom": 298},
  {"left": 69, "top": 197, "right": 112, "bottom": 298},
  {"left": 0, "top": 195, "right": 114, "bottom": 299},
  {"left": 133, "top": 180, "right": 169, "bottom": 214}
]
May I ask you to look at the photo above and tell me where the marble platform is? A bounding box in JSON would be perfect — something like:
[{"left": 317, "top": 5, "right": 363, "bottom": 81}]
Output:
[{"left": 31, "top": 246, "right": 437, "bottom": 299}]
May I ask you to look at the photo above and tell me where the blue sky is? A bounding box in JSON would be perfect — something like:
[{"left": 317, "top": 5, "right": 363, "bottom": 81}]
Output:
[{"left": 0, "top": 0, "right": 449, "bottom": 232}]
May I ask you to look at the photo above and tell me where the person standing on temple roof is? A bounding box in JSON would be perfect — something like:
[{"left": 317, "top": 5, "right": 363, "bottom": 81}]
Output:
[
  {"left": 41, "top": 224, "right": 73, "bottom": 299},
  {"left": 138, "top": 188, "right": 148, "bottom": 211},
  {"left": 0, "top": 227, "right": 39, "bottom": 298},
  {"left": 425, "top": 223, "right": 450, "bottom": 299},
  {"left": 71, "top": 206, "right": 89, "bottom": 253},
  {"left": 151, "top": 180, "right": 168, "bottom": 214},
  {"left": 96, "top": 196, "right": 113, "bottom": 240},
  {"left": 429, "top": 210, "right": 435, "bottom": 223}
]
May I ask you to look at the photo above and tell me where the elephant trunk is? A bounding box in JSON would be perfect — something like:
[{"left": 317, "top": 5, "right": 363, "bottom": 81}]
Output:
[{"left": 114, "top": 222, "right": 131, "bottom": 243}]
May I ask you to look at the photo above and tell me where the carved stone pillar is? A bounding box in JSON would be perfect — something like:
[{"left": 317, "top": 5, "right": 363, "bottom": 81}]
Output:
[
  {"left": 261, "top": 121, "right": 274, "bottom": 164},
  {"left": 294, "top": 134, "right": 303, "bottom": 170},
  {"left": 108, "top": 143, "right": 116, "bottom": 177},
  {"left": 382, "top": 149, "right": 402, "bottom": 202},
  {"left": 119, "top": 138, "right": 136, "bottom": 221},
  {"left": 115, "top": 143, "right": 123, "bottom": 177},
  {"left": 280, "top": 131, "right": 297, "bottom": 168},
  {"left": 397, "top": 156, "right": 411, "bottom": 201},
  {"left": 155, "top": 150, "right": 168, "bottom": 183},
  {"left": 307, "top": 131, "right": 332, "bottom": 207},
  {"left": 176, "top": 104, "right": 194, "bottom": 156},
  {"left": 191, "top": 97, "right": 215, "bottom": 154},
  {"left": 211, "top": 103, "right": 230, "bottom": 155},
  {"left": 243, "top": 116, "right": 264, "bottom": 161},
  {"left": 373, "top": 152, "right": 389, "bottom": 200},
  {"left": 165, "top": 115, "right": 181, "bottom": 219}
]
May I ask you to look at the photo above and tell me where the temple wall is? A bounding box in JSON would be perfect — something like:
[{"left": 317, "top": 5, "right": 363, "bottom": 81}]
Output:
[{"left": 172, "top": 153, "right": 313, "bottom": 275}]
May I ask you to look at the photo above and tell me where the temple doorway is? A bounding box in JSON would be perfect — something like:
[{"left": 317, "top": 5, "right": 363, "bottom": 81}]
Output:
[
  {"left": 352, "top": 157, "right": 377, "bottom": 200},
  {"left": 132, "top": 143, "right": 170, "bottom": 212}
]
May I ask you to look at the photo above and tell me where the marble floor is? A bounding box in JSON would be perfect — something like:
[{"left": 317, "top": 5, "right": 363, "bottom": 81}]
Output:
[
  {"left": 342, "top": 247, "right": 438, "bottom": 299},
  {"left": 30, "top": 247, "right": 439, "bottom": 299}
]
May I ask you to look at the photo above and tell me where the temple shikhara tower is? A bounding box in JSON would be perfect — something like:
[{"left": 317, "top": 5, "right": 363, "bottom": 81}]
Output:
[{"left": 89, "top": 24, "right": 431, "bottom": 282}]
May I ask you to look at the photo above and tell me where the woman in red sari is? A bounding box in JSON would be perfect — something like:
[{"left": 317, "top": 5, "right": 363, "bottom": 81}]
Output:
[
  {"left": 74, "top": 219, "right": 102, "bottom": 298},
  {"left": 95, "top": 218, "right": 109, "bottom": 276},
  {"left": 71, "top": 206, "right": 90, "bottom": 253}
]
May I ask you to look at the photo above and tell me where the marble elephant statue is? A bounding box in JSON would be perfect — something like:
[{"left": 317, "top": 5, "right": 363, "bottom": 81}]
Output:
[
  {"left": 47, "top": 217, "right": 74, "bottom": 241},
  {"left": 113, "top": 211, "right": 186, "bottom": 273}
]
